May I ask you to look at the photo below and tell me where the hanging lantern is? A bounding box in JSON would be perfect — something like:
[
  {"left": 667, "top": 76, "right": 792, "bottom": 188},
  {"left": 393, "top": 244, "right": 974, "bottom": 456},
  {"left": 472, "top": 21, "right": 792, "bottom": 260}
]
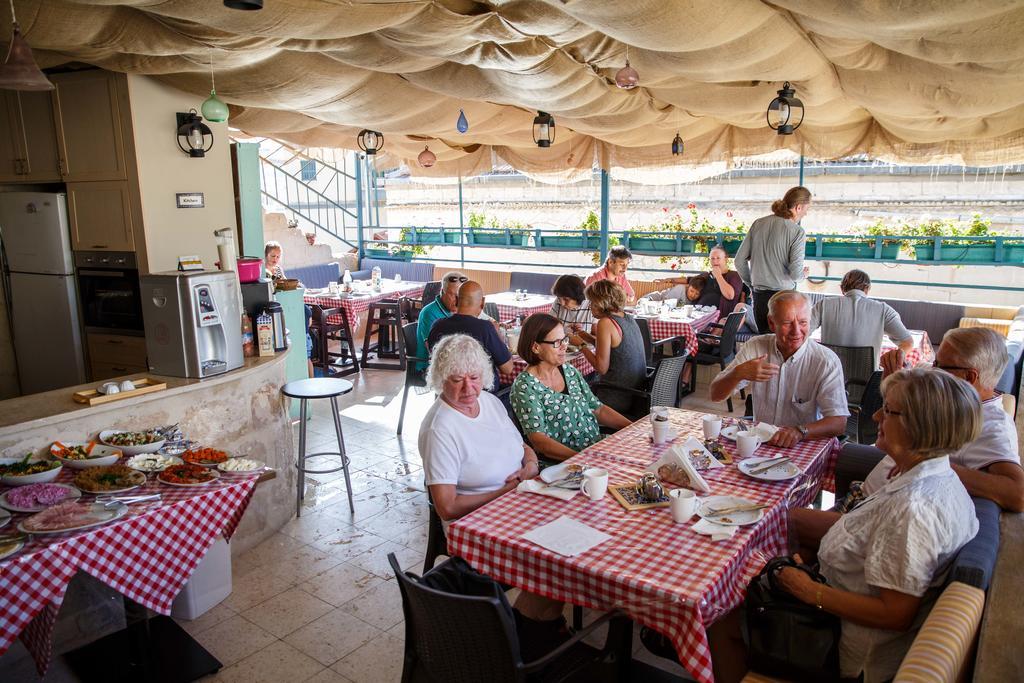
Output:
[
  {"left": 766, "top": 81, "right": 804, "bottom": 135},
  {"left": 615, "top": 61, "right": 639, "bottom": 90},
  {"left": 417, "top": 146, "right": 436, "bottom": 168},
  {"left": 176, "top": 110, "right": 214, "bottom": 158},
  {"left": 0, "top": 15, "right": 54, "bottom": 91},
  {"left": 356, "top": 129, "right": 383, "bottom": 155},
  {"left": 671, "top": 132, "right": 684, "bottom": 156},
  {"left": 456, "top": 109, "right": 469, "bottom": 134},
  {"left": 200, "top": 50, "right": 229, "bottom": 123},
  {"left": 532, "top": 111, "right": 555, "bottom": 148}
]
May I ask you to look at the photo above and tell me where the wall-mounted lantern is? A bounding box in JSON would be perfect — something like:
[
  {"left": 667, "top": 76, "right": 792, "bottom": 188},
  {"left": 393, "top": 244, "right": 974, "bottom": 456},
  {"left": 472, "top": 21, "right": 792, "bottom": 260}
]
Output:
[{"left": 176, "top": 110, "right": 214, "bottom": 158}]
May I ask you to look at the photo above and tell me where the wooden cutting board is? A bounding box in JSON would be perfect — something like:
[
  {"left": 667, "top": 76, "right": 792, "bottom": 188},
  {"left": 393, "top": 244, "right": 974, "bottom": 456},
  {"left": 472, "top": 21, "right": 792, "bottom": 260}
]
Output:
[
  {"left": 609, "top": 483, "right": 671, "bottom": 511},
  {"left": 72, "top": 378, "right": 168, "bottom": 406}
]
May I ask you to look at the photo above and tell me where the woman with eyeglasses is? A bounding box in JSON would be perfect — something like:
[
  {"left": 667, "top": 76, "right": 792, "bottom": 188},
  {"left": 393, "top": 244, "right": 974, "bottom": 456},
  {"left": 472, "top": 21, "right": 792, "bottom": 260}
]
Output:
[
  {"left": 718, "top": 369, "right": 982, "bottom": 683},
  {"left": 510, "top": 313, "right": 631, "bottom": 462}
]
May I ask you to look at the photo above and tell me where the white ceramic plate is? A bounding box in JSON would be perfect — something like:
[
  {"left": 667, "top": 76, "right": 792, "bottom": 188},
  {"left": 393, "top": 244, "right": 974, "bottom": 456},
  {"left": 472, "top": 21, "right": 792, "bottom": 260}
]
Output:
[
  {"left": 98, "top": 430, "right": 166, "bottom": 456},
  {"left": 0, "top": 484, "right": 82, "bottom": 513},
  {"left": 125, "top": 454, "right": 183, "bottom": 473},
  {"left": 157, "top": 470, "right": 220, "bottom": 487},
  {"left": 0, "top": 534, "right": 24, "bottom": 560},
  {"left": 73, "top": 469, "right": 147, "bottom": 495},
  {"left": 720, "top": 425, "right": 740, "bottom": 441},
  {"left": 18, "top": 502, "right": 128, "bottom": 535},
  {"left": 698, "top": 495, "right": 765, "bottom": 526},
  {"left": 0, "top": 508, "right": 10, "bottom": 529},
  {"left": 738, "top": 457, "right": 802, "bottom": 482},
  {"left": 1, "top": 464, "right": 63, "bottom": 486},
  {"left": 539, "top": 462, "right": 584, "bottom": 488},
  {"left": 217, "top": 459, "right": 266, "bottom": 474},
  {"left": 50, "top": 443, "right": 122, "bottom": 469}
]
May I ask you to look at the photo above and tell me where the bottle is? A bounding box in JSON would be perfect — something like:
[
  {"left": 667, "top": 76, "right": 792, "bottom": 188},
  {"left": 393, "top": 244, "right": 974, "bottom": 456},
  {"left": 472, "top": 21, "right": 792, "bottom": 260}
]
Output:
[
  {"left": 342, "top": 269, "right": 353, "bottom": 293},
  {"left": 371, "top": 265, "right": 382, "bottom": 292},
  {"left": 241, "top": 312, "right": 255, "bottom": 357}
]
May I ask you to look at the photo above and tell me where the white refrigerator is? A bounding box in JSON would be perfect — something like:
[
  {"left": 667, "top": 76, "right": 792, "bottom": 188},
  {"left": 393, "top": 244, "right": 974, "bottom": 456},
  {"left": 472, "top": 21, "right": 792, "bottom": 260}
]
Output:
[{"left": 0, "top": 192, "right": 86, "bottom": 394}]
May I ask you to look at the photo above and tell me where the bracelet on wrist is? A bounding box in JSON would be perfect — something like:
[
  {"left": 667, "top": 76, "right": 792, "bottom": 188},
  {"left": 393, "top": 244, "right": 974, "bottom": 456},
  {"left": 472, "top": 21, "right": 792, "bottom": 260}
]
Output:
[{"left": 815, "top": 586, "right": 824, "bottom": 610}]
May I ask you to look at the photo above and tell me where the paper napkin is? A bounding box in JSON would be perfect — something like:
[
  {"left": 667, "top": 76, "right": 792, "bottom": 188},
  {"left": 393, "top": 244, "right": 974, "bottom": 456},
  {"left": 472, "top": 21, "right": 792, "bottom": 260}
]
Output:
[
  {"left": 692, "top": 518, "right": 738, "bottom": 542},
  {"left": 522, "top": 515, "right": 612, "bottom": 557},
  {"left": 647, "top": 442, "right": 712, "bottom": 493},
  {"left": 517, "top": 479, "right": 578, "bottom": 501}
]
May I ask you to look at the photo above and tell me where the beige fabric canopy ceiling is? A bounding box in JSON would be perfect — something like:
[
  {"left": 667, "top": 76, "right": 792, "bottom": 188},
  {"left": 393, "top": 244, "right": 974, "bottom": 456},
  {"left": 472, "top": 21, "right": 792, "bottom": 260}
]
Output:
[{"left": 12, "top": 0, "right": 1024, "bottom": 176}]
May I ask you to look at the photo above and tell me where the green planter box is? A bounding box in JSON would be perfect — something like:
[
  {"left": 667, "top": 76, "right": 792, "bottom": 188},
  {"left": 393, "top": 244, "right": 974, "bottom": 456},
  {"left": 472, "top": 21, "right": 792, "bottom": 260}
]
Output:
[
  {"left": 365, "top": 248, "right": 412, "bottom": 261},
  {"left": 467, "top": 230, "right": 530, "bottom": 247},
  {"left": 626, "top": 235, "right": 677, "bottom": 253},
  {"left": 913, "top": 243, "right": 997, "bottom": 262},
  {"left": 806, "top": 240, "right": 898, "bottom": 259},
  {"left": 406, "top": 229, "right": 461, "bottom": 245},
  {"left": 538, "top": 234, "right": 602, "bottom": 250},
  {"left": 719, "top": 237, "right": 744, "bottom": 256}
]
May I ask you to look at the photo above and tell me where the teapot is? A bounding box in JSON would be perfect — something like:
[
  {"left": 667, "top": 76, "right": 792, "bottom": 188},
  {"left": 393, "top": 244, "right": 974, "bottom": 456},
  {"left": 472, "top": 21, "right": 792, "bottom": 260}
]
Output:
[{"left": 636, "top": 472, "right": 665, "bottom": 502}]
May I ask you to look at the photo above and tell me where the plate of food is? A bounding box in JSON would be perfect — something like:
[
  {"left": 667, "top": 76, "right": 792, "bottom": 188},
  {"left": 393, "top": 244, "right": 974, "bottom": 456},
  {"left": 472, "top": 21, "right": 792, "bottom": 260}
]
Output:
[
  {"left": 217, "top": 458, "right": 266, "bottom": 474},
  {"left": 0, "top": 457, "right": 62, "bottom": 486},
  {"left": 182, "top": 448, "right": 229, "bottom": 467},
  {"left": 125, "top": 453, "right": 183, "bottom": 473},
  {"left": 18, "top": 501, "right": 128, "bottom": 535},
  {"left": 50, "top": 442, "right": 122, "bottom": 469},
  {"left": 697, "top": 495, "right": 766, "bottom": 526},
  {"left": 73, "top": 465, "right": 147, "bottom": 494},
  {"left": 539, "top": 462, "right": 584, "bottom": 489},
  {"left": 158, "top": 464, "right": 220, "bottom": 487},
  {"left": 0, "top": 533, "right": 24, "bottom": 559},
  {"left": 737, "top": 456, "right": 801, "bottom": 482},
  {"left": 0, "top": 508, "right": 9, "bottom": 529},
  {"left": 0, "top": 483, "right": 82, "bottom": 513},
  {"left": 98, "top": 430, "right": 166, "bottom": 456}
]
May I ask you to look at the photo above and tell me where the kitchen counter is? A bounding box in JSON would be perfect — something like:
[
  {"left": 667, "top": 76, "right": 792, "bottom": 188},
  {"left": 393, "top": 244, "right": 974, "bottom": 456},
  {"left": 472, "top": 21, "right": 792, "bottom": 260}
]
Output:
[{"left": 0, "top": 353, "right": 295, "bottom": 554}]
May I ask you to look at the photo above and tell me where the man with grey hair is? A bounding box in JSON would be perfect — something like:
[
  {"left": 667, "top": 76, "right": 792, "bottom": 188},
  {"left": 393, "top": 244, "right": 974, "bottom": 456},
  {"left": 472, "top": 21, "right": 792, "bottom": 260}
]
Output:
[
  {"left": 865, "top": 326, "right": 1024, "bottom": 510},
  {"left": 415, "top": 270, "right": 467, "bottom": 369},
  {"left": 710, "top": 290, "right": 848, "bottom": 447}
]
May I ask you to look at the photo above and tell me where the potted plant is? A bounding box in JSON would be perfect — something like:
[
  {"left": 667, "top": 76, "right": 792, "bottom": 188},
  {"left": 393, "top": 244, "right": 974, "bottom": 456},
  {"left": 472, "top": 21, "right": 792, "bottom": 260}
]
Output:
[
  {"left": 401, "top": 226, "right": 461, "bottom": 245},
  {"left": 538, "top": 210, "right": 605, "bottom": 249},
  {"left": 465, "top": 211, "right": 531, "bottom": 246},
  {"left": 910, "top": 215, "right": 1001, "bottom": 262}
]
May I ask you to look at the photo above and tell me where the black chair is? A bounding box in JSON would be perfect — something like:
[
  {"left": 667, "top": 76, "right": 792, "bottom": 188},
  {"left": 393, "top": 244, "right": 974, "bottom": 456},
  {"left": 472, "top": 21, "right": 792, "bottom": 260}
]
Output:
[
  {"left": 389, "top": 553, "right": 632, "bottom": 683},
  {"left": 397, "top": 322, "right": 429, "bottom": 435},
  {"left": 822, "top": 344, "right": 878, "bottom": 443},
  {"left": 362, "top": 299, "right": 406, "bottom": 370},
  {"left": 686, "top": 310, "right": 745, "bottom": 412},
  {"left": 845, "top": 369, "right": 882, "bottom": 444},
  {"left": 483, "top": 300, "right": 501, "bottom": 322},
  {"left": 423, "top": 487, "right": 448, "bottom": 574},
  {"left": 406, "top": 280, "right": 442, "bottom": 321},
  {"left": 309, "top": 305, "right": 360, "bottom": 377},
  {"left": 591, "top": 354, "right": 690, "bottom": 419}
]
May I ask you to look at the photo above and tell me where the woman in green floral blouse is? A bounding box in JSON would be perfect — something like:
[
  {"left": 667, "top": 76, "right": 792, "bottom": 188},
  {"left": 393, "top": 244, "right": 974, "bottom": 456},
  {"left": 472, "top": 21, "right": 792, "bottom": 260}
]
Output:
[{"left": 511, "top": 313, "right": 631, "bottom": 461}]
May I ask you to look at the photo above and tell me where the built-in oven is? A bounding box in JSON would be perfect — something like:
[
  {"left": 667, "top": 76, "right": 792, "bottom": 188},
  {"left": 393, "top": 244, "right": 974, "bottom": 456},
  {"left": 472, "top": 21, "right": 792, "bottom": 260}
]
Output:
[{"left": 75, "top": 251, "right": 145, "bottom": 335}]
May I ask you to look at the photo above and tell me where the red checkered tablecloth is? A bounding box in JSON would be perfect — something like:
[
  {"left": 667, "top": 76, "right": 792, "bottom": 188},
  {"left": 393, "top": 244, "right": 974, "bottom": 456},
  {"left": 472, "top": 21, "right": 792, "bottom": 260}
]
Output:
[
  {"left": 448, "top": 408, "right": 838, "bottom": 683},
  {"left": 0, "top": 469, "right": 260, "bottom": 676},
  {"left": 304, "top": 281, "right": 426, "bottom": 331},
  {"left": 487, "top": 291, "right": 556, "bottom": 323},
  {"left": 639, "top": 308, "right": 721, "bottom": 358},
  {"left": 499, "top": 351, "right": 595, "bottom": 385}
]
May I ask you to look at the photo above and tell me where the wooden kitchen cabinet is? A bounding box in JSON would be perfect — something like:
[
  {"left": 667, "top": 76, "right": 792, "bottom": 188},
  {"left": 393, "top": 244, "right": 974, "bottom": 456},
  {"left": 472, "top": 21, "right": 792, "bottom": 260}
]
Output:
[
  {"left": 0, "top": 90, "right": 61, "bottom": 183},
  {"left": 86, "top": 332, "right": 147, "bottom": 381},
  {"left": 67, "top": 181, "right": 136, "bottom": 251},
  {"left": 52, "top": 70, "right": 130, "bottom": 181}
]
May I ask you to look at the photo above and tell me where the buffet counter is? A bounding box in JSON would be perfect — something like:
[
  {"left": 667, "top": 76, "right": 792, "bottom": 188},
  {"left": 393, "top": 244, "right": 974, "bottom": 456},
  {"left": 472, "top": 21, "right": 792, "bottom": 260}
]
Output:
[{"left": 0, "top": 354, "right": 294, "bottom": 555}]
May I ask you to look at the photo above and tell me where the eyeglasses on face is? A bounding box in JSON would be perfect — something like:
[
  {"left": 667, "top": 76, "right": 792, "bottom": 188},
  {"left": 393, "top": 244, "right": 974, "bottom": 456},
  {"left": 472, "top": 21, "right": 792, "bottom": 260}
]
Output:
[
  {"left": 881, "top": 403, "right": 902, "bottom": 417},
  {"left": 933, "top": 362, "right": 974, "bottom": 374},
  {"left": 444, "top": 275, "right": 468, "bottom": 283},
  {"left": 537, "top": 336, "right": 570, "bottom": 349}
]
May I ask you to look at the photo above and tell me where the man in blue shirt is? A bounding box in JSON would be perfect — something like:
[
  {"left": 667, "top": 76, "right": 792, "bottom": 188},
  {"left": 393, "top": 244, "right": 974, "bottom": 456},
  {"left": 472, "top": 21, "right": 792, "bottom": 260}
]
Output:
[
  {"left": 415, "top": 271, "right": 466, "bottom": 369},
  {"left": 427, "top": 280, "right": 514, "bottom": 388}
]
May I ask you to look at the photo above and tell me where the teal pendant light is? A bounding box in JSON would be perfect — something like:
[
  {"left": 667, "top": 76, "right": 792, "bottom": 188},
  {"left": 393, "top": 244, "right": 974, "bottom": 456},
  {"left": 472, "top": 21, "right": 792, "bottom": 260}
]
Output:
[{"left": 200, "top": 49, "right": 229, "bottom": 123}]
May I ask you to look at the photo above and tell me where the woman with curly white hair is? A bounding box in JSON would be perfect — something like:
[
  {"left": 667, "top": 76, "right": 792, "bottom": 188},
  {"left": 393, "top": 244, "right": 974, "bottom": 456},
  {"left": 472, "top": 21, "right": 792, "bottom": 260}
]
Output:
[{"left": 419, "top": 333, "right": 539, "bottom": 527}]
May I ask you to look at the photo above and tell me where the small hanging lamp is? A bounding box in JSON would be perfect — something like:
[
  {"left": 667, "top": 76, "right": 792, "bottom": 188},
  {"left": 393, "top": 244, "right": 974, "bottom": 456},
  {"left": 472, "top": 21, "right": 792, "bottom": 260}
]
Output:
[
  {"left": 176, "top": 109, "right": 214, "bottom": 158},
  {"left": 356, "top": 129, "right": 383, "bottom": 155},
  {"left": 614, "top": 46, "right": 639, "bottom": 90},
  {"left": 671, "top": 132, "right": 684, "bottom": 156},
  {"left": 200, "top": 50, "right": 229, "bottom": 123},
  {"left": 532, "top": 111, "right": 555, "bottom": 148},
  {"left": 417, "top": 146, "right": 436, "bottom": 168},
  {"left": 456, "top": 109, "right": 469, "bottom": 133},
  {"left": 223, "top": 0, "right": 263, "bottom": 9},
  {"left": 0, "top": 0, "right": 54, "bottom": 91},
  {"left": 766, "top": 81, "right": 804, "bottom": 135}
]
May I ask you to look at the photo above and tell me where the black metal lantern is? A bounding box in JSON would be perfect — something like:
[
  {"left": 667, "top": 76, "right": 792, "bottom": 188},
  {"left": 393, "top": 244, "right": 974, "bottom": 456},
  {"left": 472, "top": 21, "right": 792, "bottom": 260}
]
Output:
[
  {"left": 223, "top": 0, "right": 263, "bottom": 9},
  {"left": 532, "top": 111, "right": 555, "bottom": 148},
  {"left": 671, "top": 132, "right": 684, "bottom": 156},
  {"left": 766, "top": 81, "right": 804, "bottom": 135},
  {"left": 357, "top": 129, "right": 383, "bottom": 155},
  {"left": 176, "top": 110, "right": 213, "bottom": 158}
]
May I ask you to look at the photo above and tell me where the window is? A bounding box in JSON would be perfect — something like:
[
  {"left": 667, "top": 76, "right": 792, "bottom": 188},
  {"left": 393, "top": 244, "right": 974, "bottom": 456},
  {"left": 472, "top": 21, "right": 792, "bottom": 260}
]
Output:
[{"left": 300, "top": 159, "right": 317, "bottom": 182}]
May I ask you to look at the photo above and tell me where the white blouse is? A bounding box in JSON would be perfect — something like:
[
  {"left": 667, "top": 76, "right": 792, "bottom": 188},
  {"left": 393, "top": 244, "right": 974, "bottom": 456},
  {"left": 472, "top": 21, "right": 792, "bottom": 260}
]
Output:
[{"left": 817, "top": 455, "right": 978, "bottom": 682}]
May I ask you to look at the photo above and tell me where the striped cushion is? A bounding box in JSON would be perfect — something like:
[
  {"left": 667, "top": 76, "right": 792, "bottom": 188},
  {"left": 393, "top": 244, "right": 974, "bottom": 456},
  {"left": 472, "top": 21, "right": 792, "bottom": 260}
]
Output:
[
  {"left": 958, "top": 317, "right": 1012, "bottom": 337},
  {"left": 894, "top": 581, "right": 985, "bottom": 683}
]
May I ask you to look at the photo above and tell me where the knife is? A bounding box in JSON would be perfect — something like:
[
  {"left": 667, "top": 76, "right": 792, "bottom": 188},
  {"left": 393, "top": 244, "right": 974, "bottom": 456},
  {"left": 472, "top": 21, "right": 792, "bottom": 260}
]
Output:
[{"left": 748, "top": 457, "right": 792, "bottom": 475}]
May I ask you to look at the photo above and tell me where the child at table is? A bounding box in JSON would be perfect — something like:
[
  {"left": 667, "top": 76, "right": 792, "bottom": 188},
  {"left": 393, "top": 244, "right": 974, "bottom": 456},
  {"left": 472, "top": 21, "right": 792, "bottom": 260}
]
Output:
[{"left": 264, "top": 241, "right": 286, "bottom": 281}]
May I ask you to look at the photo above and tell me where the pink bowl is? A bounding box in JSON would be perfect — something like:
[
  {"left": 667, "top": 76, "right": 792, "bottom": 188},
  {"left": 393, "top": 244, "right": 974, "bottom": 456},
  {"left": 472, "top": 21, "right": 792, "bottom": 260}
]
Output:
[{"left": 236, "top": 257, "right": 263, "bottom": 283}]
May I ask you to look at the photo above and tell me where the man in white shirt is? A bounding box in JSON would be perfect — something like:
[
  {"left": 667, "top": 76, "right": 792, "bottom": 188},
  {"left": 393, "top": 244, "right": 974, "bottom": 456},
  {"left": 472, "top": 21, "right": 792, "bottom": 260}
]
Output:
[
  {"left": 810, "top": 269, "right": 914, "bottom": 367},
  {"left": 864, "top": 326, "right": 1024, "bottom": 511},
  {"left": 710, "top": 291, "right": 849, "bottom": 447}
]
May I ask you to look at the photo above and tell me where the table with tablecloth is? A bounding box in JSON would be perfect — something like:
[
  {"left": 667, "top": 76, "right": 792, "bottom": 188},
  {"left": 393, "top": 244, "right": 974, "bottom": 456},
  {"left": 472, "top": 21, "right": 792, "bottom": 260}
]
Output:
[
  {"left": 498, "top": 350, "right": 595, "bottom": 386},
  {"left": 0, "top": 470, "right": 262, "bottom": 675},
  {"left": 448, "top": 408, "right": 839, "bottom": 683},
  {"left": 304, "top": 280, "right": 426, "bottom": 335},
  {"left": 487, "top": 291, "right": 556, "bottom": 323},
  {"left": 636, "top": 308, "right": 721, "bottom": 358}
]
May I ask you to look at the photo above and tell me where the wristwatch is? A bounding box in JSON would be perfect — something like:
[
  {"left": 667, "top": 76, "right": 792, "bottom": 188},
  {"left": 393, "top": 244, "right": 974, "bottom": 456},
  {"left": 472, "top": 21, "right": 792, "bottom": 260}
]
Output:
[{"left": 796, "top": 424, "right": 809, "bottom": 439}]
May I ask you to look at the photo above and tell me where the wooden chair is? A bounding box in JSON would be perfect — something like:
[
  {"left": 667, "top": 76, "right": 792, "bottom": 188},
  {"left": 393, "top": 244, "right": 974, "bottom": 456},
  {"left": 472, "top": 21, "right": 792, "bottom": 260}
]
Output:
[
  {"left": 309, "top": 305, "right": 359, "bottom": 377},
  {"left": 361, "top": 299, "right": 405, "bottom": 370}
]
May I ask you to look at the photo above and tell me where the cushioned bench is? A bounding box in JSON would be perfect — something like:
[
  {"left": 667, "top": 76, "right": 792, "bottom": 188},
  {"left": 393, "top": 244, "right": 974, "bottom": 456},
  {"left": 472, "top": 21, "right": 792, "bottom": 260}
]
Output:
[
  {"left": 509, "top": 271, "right": 559, "bottom": 295},
  {"left": 288, "top": 262, "right": 341, "bottom": 289},
  {"left": 351, "top": 257, "right": 436, "bottom": 282}
]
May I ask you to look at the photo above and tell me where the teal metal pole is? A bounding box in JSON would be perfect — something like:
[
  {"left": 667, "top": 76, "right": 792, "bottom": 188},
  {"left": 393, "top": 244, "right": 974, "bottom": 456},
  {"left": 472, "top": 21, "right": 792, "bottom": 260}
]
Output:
[
  {"left": 599, "top": 168, "right": 610, "bottom": 262},
  {"left": 354, "top": 152, "right": 364, "bottom": 259},
  {"left": 799, "top": 154, "right": 805, "bottom": 186},
  {"left": 458, "top": 174, "right": 465, "bottom": 269}
]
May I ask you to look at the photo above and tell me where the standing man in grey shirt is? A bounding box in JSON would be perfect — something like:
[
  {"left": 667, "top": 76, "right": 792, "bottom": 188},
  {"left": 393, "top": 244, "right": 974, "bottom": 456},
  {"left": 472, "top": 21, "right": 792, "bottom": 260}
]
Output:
[
  {"left": 735, "top": 186, "right": 810, "bottom": 333},
  {"left": 810, "top": 269, "right": 914, "bottom": 367}
]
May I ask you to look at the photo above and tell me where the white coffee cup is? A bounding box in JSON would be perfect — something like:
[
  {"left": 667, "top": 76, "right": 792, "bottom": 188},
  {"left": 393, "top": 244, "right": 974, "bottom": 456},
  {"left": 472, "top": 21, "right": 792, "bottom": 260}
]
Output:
[
  {"left": 580, "top": 468, "right": 609, "bottom": 501},
  {"left": 118, "top": 380, "right": 136, "bottom": 392},
  {"left": 702, "top": 415, "right": 722, "bottom": 440},
  {"left": 101, "top": 382, "right": 120, "bottom": 394},
  {"left": 736, "top": 431, "right": 762, "bottom": 458},
  {"left": 394, "top": 273, "right": 402, "bottom": 282},
  {"left": 328, "top": 282, "right": 339, "bottom": 295},
  {"left": 650, "top": 406, "right": 669, "bottom": 424},
  {"left": 652, "top": 420, "right": 671, "bottom": 445},
  {"left": 670, "top": 488, "right": 698, "bottom": 523}
]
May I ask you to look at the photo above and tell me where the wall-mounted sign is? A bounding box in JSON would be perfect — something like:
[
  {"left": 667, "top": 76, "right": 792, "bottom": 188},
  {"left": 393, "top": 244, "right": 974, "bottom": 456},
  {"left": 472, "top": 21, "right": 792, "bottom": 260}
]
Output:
[{"left": 176, "top": 192, "right": 205, "bottom": 208}]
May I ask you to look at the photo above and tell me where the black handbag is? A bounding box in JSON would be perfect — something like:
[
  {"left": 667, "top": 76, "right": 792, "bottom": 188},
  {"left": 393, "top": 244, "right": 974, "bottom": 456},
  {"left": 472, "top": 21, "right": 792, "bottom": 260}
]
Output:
[{"left": 743, "top": 556, "right": 841, "bottom": 682}]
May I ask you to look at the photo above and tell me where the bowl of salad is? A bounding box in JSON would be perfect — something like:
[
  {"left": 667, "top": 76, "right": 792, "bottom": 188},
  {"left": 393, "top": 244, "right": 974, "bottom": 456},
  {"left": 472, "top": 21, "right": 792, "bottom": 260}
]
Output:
[
  {"left": 50, "top": 442, "right": 122, "bottom": 469},
  {"left": 98, "top": 430, "right": 166, "bottom": 456},
  {"left": 0, "top": 455, "right": 63, "bottom": 485}
]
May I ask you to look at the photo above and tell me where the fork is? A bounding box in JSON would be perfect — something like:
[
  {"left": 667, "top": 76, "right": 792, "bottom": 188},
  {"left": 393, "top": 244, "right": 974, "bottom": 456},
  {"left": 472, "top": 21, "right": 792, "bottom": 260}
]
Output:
[{"left": 748, "top": 457, "right": 791, "bottom": 475}]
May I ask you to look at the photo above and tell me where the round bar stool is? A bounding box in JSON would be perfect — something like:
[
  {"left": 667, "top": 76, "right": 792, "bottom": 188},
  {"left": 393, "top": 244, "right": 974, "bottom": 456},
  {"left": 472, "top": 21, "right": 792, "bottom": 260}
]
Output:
[{"left": 281, "top": 377, "right": 355, "bottom": 517}]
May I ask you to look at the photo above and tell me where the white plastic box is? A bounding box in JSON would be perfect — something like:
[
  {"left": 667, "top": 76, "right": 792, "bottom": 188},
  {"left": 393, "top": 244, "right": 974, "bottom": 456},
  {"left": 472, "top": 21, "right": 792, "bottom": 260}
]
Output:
[{"left": 171, "top": 536, "right": 232, "bottom": 620}]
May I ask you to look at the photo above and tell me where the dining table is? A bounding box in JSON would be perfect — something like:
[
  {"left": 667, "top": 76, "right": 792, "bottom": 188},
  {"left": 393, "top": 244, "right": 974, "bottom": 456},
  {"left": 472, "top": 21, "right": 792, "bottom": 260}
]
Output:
[
  {"left": 448, "top": 408, "right": 839, "bottom": 683},
  {"left": 0, "top": 467, "right": 268, "bottom": 676},
  {"left": 304, "top": 280, "right": 426, "bottom": 334},
  {"left": 486, "top": 291, "right": 556, "bottom": 323},
  {"left": 634, "top": 307, "right": 721, "bottom": 358}
]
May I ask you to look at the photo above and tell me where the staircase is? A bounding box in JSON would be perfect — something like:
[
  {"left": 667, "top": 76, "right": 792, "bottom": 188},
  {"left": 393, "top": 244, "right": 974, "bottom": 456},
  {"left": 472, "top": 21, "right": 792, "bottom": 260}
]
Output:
[{"left": 261, "top": 210, "right": 357, "bottom": 271}]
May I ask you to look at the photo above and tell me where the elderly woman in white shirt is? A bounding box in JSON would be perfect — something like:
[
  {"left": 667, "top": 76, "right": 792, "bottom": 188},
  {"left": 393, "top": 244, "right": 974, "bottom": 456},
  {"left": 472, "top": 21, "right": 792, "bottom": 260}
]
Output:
[{"left": 419, "top": 334, "right": 539, "bottom": 526}]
